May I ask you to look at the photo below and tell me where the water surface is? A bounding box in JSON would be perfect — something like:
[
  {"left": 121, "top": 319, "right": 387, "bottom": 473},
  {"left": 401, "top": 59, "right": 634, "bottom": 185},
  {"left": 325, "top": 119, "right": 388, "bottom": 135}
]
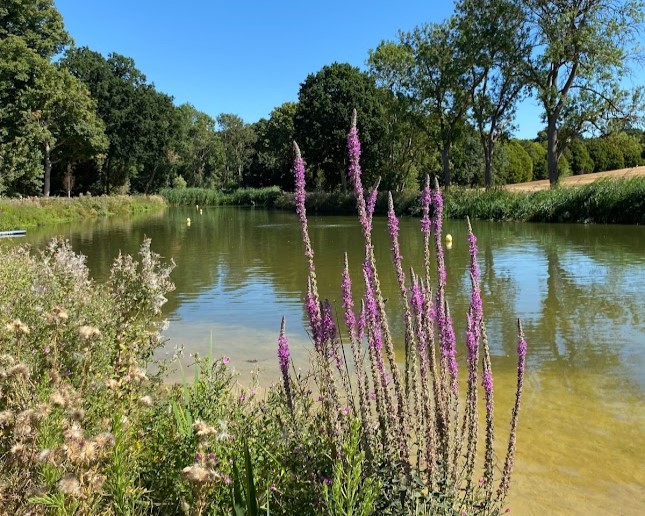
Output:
[{"left": 12, "top": 207, "right": 645, "bottom": 515}]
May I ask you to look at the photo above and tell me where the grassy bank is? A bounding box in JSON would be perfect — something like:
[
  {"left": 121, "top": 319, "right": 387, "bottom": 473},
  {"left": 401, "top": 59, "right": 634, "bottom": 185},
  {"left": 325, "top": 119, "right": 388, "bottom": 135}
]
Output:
[
  {"left": 0, "top": 195, "right": 166, "bottom": 231},
  {"left": 162, "top": 177, "right": 645, "bottom": 224}
]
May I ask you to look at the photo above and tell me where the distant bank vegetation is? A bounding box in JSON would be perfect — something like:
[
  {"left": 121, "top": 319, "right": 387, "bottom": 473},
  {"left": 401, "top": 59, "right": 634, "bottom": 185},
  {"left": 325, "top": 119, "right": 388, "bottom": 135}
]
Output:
[
  {"left": 0, "top": 195, "right": 165, "bottom": 231},
  {"left": 161, "top": 176, "right": 645, "bottom": 225}
]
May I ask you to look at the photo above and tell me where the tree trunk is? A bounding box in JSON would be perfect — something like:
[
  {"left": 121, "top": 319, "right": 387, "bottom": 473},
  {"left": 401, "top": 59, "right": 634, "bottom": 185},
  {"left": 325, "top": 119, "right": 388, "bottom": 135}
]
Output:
[
  {"left": 43, "top": 142, "right": 52, "bottom": 197},
  {"left": 144, "top": 164, "right": 158, "bottom": 195},
  {"left": 441, "top": 143, "right": 451, "bottom": 187},
  {"left": 546, "top": 116, "right": 559, "bottom": 188}
]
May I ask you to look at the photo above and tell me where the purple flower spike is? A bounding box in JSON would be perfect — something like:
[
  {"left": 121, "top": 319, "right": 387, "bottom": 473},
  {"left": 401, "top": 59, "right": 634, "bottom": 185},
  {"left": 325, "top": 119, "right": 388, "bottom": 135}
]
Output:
[
  {"left": 341, "top": 254, "right": 356, "bottom": 339},
  {"left": 420, "top": 177, "right": 431, "bottom": 236},
  {"left": 277, "top": 316, "right": 293, "bottom": 411}
]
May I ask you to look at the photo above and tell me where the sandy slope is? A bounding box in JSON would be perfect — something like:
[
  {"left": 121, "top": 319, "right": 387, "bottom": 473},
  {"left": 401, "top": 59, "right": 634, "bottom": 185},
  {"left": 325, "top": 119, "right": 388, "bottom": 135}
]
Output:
[{"left": 505, "top": 166, "right": 645, "bottom": 192}]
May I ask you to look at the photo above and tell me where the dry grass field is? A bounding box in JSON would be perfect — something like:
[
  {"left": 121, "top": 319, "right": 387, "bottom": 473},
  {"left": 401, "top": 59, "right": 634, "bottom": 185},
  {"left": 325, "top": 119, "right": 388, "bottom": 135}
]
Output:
[{"left": 505, "top": 166, "right": 645, "bottom": 191}]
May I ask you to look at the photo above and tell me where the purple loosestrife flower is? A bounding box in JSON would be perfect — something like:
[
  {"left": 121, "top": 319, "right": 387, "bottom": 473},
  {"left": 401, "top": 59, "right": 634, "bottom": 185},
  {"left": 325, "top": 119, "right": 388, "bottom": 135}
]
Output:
[
  {"left": 341, "top": 253, "right": 356, "bottom": 340},
  {"left": 348, "top": 110, "right": 370, "bottom": 236},
  {"left": 420, "top": 178, "right": 432, "bottom": 236},
  {"left": 387, "top": 193, "right": 405, "bottom": 289},
  {"left": 277, "top": 317, "right": 293, "bottom": 412},
  {"left": 431, "top": 180, "right": 446, "bottom": 287},
  {"left": 366, "top": 178, "right": 380, "bottom": 224},
  {"left": 358, "top": 302, "right": 366, "bottom": 341},
  {"left": 293, "top": 142, "right": 308, "bottom": 244},
  {"left": 443, "top": 303, "right": 458, "bottom": 393},
  {"left": 467, "top": 218, "right": 483, "bottom": 343}
]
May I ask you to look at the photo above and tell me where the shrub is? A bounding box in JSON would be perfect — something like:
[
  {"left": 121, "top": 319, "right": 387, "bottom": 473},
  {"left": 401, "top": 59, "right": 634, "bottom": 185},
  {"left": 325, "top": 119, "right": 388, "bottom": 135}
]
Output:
[
  {"left": 569, "top": 139, "right": 595, "bottom": 175},
  {"left": 501, "top": 141, "right": 532, "bottom": 184},
  {"left": 172, "top": 175, "right": 188, "bottom": 189}
]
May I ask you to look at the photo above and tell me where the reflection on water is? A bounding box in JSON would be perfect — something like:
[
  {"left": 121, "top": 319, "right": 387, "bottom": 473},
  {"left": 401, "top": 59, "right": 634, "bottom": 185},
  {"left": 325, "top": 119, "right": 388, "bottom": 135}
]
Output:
[{"left": 11, "top": 207, "right": 645, "bottom": 515}]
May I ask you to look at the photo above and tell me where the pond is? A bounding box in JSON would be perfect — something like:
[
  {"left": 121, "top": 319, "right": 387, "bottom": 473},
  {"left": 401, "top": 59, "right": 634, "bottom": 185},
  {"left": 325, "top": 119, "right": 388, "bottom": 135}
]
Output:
[{"left": 11, "top": 206, "right": 645, "bottom": 515}]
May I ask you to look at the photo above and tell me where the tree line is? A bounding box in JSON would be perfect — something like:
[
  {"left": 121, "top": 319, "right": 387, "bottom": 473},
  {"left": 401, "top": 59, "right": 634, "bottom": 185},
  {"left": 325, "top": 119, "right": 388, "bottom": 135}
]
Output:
[{"left": 1, "top": 0, "right": 643, "bottom": 197}]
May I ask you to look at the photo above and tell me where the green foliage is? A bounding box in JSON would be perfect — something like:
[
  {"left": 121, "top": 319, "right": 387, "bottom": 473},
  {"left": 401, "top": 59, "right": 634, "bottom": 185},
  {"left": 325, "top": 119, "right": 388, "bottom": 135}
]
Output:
[
  {"left": 173, "top": 104, "right": 225, "bottom": 188},
  {"left": 0, "top": 0, "right": 71, "bottom": 58},
  {"left": 217, "top": 113, "right": 258, "bottom": 189},
  {"left": 585, "top": 136, "right": 625, "bottom": 172},
  {"left": 295, "top": 63, "right": 387, "bottom": 189},
  {"left": 444, "top": 178, "right": 645, "bottom": 223},
  {"left": 519, "top": 140, "right": 547, "bottom": 180},
  {"left": 608, "top": 132, "right": 643, "bottom": 168},
  {"left": 519, "top": 0, "right": 645, "bottom": 184},
  {"left": 249, "top": 102, "right": 298, "bottom": 190},
  {"left": 569, "top": 139, "right": 595, "bottom": 175},
  {"left": 322, "top": 419, "right": 380, "bottom": 516},
  {"left": 172, "top": 175, "right": 188, "bottom": 189},
  {"left": 0, "top": 36, "right": 106, "bottom": 196},
  {"left": 500, "top": 140, "right": 533, "bottom": 184},
  {"left": 455, "top": 0, "right": 530, "bottom": 187},
  {"left": 0, "top": 238, "right": 175, "bottom": 513},
  {"left": 0, "top": 195, "right": 166, "bottom": 230}
]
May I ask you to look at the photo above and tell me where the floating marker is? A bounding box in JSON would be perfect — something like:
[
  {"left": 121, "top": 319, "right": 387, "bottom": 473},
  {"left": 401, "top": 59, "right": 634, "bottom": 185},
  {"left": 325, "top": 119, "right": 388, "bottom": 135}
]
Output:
[
  {"left": 200, "top": 209, "right": 203, "bottom": 215},
  {"left": 187, "top": 217, "right": 191, "bottom": 226},
  {"left": 445, "top": 233, "right": 452, "bottom": 244}
]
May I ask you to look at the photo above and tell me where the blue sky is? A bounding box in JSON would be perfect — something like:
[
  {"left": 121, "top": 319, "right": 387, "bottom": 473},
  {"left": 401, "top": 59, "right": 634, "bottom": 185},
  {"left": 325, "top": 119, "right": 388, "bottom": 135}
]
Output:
[{"left": 54, "top": 0, "right": 641, "bottom": 140}]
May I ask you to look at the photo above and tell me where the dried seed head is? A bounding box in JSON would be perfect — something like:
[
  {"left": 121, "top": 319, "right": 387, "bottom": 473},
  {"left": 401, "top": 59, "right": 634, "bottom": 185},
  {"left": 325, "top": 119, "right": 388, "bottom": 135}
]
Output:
[
  {"left": 64, "top": 423, "right": 84, "bottom": 443},
  {"left": 7, "top": 363, "right": 30, "bottom": 378},
  {"left": 78, "top": 440, "right": 98, "bottom": 464},
  {"left": 0, "top": 354, "right": 16, "bottom": 365},
  {"left": 35, "top": 403, "right": 51, "bottom": 420},
  {"left": 10, "top": 442, "right": 27, "bottom": 458},
  {"left": 58, "top": 473, "right": 82, "bottom": 497},
  {"left": 69, "top": 408, "right": 85, "bottom": 422},
  {"left": 192, "top": 420, "right": 216, "bottom": 438},
  {"left": 128, "top": 368, "right": 148, "bottom": 383},
  {"left": 0, "top": 410, "right": 14, "bottom": 427},
  {"left": 94, "top": 432, "right": 115, "bottom": 450},
  {"left": 86, "top": 472, "right": 106, "bottom": 492},
  {"left": 138, "top": 395, "right": 153, "bottom": 407},
  {"left": 37, "top": 448, "right": 52, "bottom": 463},
  {"left": 51, "top": 391, "right": 67, "bottom": 408},
  {"left": 5, "top": 319, "right": 30, "bottom": 335},
  {"left": 105, "top": 378, "right": 119, "bottom": 390},
  {"left": 79, "top": 325, "right": 101, "bottom": 342},
  {"left": 181, "top": 464, "right": 217, "bottom": 484},
  {"left": 52, "top": 306, "right": 68, "bottom": 322}
]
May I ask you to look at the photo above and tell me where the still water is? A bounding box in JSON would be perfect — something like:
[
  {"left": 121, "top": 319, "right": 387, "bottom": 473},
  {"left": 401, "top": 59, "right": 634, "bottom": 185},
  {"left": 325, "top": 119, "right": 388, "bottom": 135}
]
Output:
[{"left": 13, "top": 206, "right": 645, "bottom": 515}]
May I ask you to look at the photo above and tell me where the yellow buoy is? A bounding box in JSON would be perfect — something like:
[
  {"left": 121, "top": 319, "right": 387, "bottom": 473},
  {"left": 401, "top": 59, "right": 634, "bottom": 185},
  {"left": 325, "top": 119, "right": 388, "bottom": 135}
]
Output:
[
  {"left": 445, "top": 233, "right": 453, "bottom": 244},
  {"left": 200, "top": 209, "right": 203, "bottom": 215},
  {"left": 196, "top": 204, "right": 199, "bottom": 210},
  {"left": 186, "top": 217, "right": 191, "bottom": 225}
]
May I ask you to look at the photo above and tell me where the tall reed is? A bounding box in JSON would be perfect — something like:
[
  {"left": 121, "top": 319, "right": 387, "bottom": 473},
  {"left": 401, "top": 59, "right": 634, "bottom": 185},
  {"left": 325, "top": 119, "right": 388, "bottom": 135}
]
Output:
[{"left": 282, "top": 110, "right": 528, "bottom": 513}]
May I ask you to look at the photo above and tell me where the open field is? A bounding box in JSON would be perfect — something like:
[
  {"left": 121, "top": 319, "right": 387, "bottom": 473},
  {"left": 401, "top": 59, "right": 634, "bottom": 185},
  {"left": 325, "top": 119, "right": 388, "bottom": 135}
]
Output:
[{"left": 506, "top": 166, "right": 645, "bottom": 191}]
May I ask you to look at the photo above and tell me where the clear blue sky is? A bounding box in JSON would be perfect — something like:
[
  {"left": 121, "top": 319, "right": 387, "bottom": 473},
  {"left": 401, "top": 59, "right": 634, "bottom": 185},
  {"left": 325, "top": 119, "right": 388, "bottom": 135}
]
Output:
[{"left": 54, "top": 0, "right": 641, "bottom": 140}]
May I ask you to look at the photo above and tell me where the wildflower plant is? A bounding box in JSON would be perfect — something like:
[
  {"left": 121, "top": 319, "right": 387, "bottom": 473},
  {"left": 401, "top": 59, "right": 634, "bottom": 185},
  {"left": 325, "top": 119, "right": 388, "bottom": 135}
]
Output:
[{"left": 281, "top": 110, "right": 527, "bottom": 514}]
